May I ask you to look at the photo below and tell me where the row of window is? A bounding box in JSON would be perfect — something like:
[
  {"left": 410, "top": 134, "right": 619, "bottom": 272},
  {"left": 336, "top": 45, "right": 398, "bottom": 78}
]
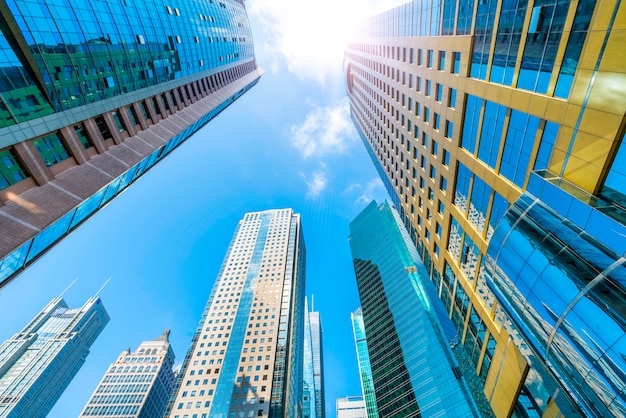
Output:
[
  {"left": 349, "top": 44, "right": 461, "bottom": 75},
  {"left": 0, "top": 66, "right": 245, "bottom": 192}
]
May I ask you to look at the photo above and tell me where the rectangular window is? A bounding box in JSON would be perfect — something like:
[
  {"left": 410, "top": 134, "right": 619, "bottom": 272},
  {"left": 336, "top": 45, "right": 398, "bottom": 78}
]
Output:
[
  {"left": 426, "top": 80, "right": 431, "bottom": 96},
  {"left": 453, "top": 52, "right": 461, "bottom": 74},
  {"left": 112, "top": 111, "right": 126, "bottom": 132},
  {"left": 417, "top": 48, "right": 423, "bottom": 65},
  {"left": 427, "top": 50, "right": 434, "bottom": 68},
  {"left": 445, "top": 120, "right": 454, "bottom": 138},
  {"left": 434, "top": 113, "right": 440, "bottom": 130},
  {"left": 448, "top": 88, "right": 457, "bottom": 108},
  {"left": 95, "top": 116, "right": 113, "bottom": 140},
  {"left": 438, "top": 51, "right": 446, "bottom": 70},
  {"left": 0, "top": 149, "right": 29, "bottom": 190},
  {"left": 424, "top": 107, "right": 430, "bottom": 124},
  {"left": 443, "top": 149, "right": 450, "bottom": 166},
  {"left": 33, "top": 133, "right": 71, "bottom": 167},
  {"left": 128, "top": 106, "right": 139, "bottom": 125},
  {"left": 74, "top": 123, "right": 93, "bottom": 149},
  {"left": 436, "top": 83, "right": 443, "bottom": 101}
]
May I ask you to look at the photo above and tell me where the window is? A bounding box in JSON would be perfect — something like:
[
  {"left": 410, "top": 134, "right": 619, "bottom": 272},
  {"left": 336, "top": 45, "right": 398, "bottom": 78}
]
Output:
[
  {"left": 440, "top": 176, "right": 448, "bottom": 191},
  {"left": 448, "top": 88, "right": 457, "bottom": 108},
  {"left": 434, "top": 113, "right": 440, "bottom": 130},
  {"left": 112, "top": 111, "right": 126, "bottom": 132},
  {"left": 438, "top": 51, "right": 446, "bottom": 71},
  {"left": 426, "top": 80, "right": 431, "bottom": 96},
  {"left": 95, "top": 116, "right": 113, "bottom": 140},
  {"left": 74, "top": 123, "right": 93, "bottom": 149},
  {"left": 452, "top": 52, "right": 461, "bottom": 74},
  {"left": 436, "top": 83, "right": 443, "bottom": 101},
  {"left": 34, "top": 133, "right": 71, "bottom": 166},
  {"left": 445, "top": 120, "right": 454, "bottom": 138},
  {"left": 427, "top": 50, "right": 434, "bottom": 68},
  {"left": 0, "top": 149, "right": 28, "bottom": 190}
]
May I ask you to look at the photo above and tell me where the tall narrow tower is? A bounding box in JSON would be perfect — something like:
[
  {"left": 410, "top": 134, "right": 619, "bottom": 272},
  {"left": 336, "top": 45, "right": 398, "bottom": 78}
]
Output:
[
  {"left": 166, "top": 209, "right": 307, "bottom": 418},
  {"left": 79, "top": 330, "right": 176, "bottom": 418},
  {"left": 308, "top": 305, "right": 324, "bottom": 418},
  {"left": 0, "top": 295, "right": 109, "bottom": 417}
]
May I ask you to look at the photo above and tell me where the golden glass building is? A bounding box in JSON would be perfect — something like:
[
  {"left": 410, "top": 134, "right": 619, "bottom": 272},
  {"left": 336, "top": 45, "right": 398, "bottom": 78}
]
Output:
[{"left": 345, "top": 0, "right": 626, "bottom": 416}]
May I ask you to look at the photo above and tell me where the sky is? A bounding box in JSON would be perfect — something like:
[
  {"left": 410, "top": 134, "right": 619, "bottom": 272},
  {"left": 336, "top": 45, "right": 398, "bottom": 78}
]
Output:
[{"left": 0, "top": 0, "right": 406, "bottom": 416}]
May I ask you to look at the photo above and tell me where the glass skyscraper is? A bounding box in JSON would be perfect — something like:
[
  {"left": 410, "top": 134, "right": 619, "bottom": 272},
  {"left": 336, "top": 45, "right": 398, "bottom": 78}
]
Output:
[
  {"left": 349, "top": 200, "right": 481, "bottom": 418},
  {"left": 308, "top": 305, "right": 324, "bottom": 418},
  {"left": 350, "top": 309, "right": 377, "bottom": 418},
  {"left": 0, "top": 295, "right": 109, "bottom": 417},
  {"left": 345, "top": 0, "right": 626, "bottom": 416},
  {"left": 0, "top": 0, "right": 262, "bottom": 288},
  {"left": 79, "top": 330, "right": 176, "bottom": 417},
  {"left": 165, "top": 208, "right": 315, "bottom": 418}
]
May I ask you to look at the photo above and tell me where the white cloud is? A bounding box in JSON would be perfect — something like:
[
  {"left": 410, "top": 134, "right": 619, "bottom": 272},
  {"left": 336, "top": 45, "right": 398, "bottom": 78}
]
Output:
[
  {"left": 353, "top": 177, "right": 387, "bottom": 206},
  {"left": 290, "top": 97, "right": 356, "bottom": 158},
  {"left": 305, "top": 169, "right": 329, "bottom": 199},
  {"left": 248, "top": 0, "right": 408, "bottom": 85}
]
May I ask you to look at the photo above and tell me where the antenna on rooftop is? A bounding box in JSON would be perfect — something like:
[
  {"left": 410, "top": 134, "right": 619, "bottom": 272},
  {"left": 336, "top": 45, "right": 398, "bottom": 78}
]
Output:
[
  {"left": 58, "top": 278, "right": 78, "bottom": 298},
  {"left": 94, "top": 277, "right": 111, "bottom": 298}
]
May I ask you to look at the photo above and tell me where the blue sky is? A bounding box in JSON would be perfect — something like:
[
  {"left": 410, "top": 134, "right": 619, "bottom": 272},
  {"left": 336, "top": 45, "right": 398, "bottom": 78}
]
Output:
[{"left": 0, "top": 1, "right": 406, "bottom": 416}]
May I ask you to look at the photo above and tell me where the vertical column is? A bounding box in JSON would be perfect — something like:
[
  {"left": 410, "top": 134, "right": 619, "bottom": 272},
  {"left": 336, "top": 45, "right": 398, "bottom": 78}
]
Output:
[
  {"left": 12, "top": 141, "right": 52, "bottom": 185},
  {"left": 59, "top": 126, "right": 88, "bottom": 164},
  {"left": 83, "top": 119, "right": 108, "bottom": 153}
]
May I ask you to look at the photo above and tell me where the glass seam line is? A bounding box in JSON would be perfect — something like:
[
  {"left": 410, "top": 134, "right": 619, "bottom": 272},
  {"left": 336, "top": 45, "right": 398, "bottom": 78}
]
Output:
[
  {"left": 545, "top": 256, "right": 626, "bottom": 351},
  {"left": 558, "top": 0, "right": 622, "bottom": 180}
]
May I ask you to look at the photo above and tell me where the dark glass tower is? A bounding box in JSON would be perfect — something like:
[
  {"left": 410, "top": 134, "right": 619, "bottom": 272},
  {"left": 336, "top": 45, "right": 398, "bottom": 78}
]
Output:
[
  {"left": 0, "top": 295, "right": 109, "bottom": 416},
  {"left": 0, "top": 0, "right": 262, "bottom": 288},
  {"left": 349, "top": 200, "right": 480, "bottom": 417}
]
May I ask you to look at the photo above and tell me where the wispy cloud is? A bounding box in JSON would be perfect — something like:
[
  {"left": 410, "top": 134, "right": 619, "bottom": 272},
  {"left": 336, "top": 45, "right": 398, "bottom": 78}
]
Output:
[
  {"left": 290, "top": 98, "right": 356, "bottom": 158},
  {"left": 351, "top": 177, "right": 388, "bottom": 206},
  {"left": 248, "top": 0, "right": 408, "bottom": 85},
  {"left": 305, "top": 169, "right": 329, "bottom": 199}
]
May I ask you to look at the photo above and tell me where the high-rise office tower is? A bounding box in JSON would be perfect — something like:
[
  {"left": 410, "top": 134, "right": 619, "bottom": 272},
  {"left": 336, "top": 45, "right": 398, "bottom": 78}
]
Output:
[
  {"left": 336, "top": 396, "right": 367, "bottom": 418},
  {"left": 308, "top": 303, "right": 324, "bottom": 418},
  {"left": 349, "top": 200, "right": 481, "bottom": 417},
  {"left": 302, "top": 299, "right": 316, "bottom": 418},
  {"left": 165, "top": 208, "right": 308, "bottom": 418},
  {"left": 0, "top": 0, "right": 262, "bottom": 288},
  {"left": 0, "top": 295, "right": 109, "bottom": 417},
  {"left": 79, "top": 330, "right": 176, "bottom": 418},
  {"left": 350, "top": 309, "right": 377, "bottom": 418},
  {"left": 345, "top": 1, "right": 626, "bottom": 416}
]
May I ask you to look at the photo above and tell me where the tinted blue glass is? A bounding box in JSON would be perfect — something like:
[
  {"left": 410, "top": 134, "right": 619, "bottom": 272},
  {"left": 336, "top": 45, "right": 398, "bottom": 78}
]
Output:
[
  {"left": 471, "top": 0, "right": 498, "bottom": 79},
  {"left": 518, "top": 0, "right": 570, "bottom": 93},
  {"left": 457, "top": 0, "right": 474, "bottom": 35},
  {"left": 478, "top": 101, "right": 506, "bottom": 168},
  {"left": 554, "top": 0, "right": 596, "bottom": 98},
  {"left": 500, "top": 110, "right": 540, "bottom": 187},
  {"left": 534, "top": 121, "right": 559, "bottom": 169},
  {"left": 469, "top": 175, "right": 492, "bottom": 233},
  {"left": 462, "top": 94, "right": 481, "bottom": 152},
  {"left": 442, "top": 0, "right": 456, "bottom": 35},
  {"left": 491, "top": 0, "right": 528, "bottom": 85},
  {"left": 454, "top": 162, "right": 471, "bottom": 213},
  {"left": 487, "top": 192, "right": 509, "bottom": 240}
]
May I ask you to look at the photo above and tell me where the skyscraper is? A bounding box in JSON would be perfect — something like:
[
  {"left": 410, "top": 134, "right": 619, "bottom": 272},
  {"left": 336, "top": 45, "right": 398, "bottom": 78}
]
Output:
[
  {"left": 349, "top": 200, "right": 481, "bottom": 417},
  {"left": 345, "top": 1, "right": 626, "bottom": 416},
  {"left": 350, "top": 309, "right": 377, "bottom": 418},
  {"left": 79, "top": 330, "right": 176, "bottom": 418},
  {"left": 0, "top": 0, "right": 262, "bottom": 288},
  {"left": 302, "top": 299, "right": 316, "bottom": 418},
  {"left": 165, "top": 208, "right": 309, "bottom": 418},
  {"left": 336, "top": 396, "right": 367, "bottom": 418},
  {"left": 0, "top": 295, "right": 109, "bottom": 417},
  {"left": 308, "top": 303, "right": 324, "bottom": 418}
]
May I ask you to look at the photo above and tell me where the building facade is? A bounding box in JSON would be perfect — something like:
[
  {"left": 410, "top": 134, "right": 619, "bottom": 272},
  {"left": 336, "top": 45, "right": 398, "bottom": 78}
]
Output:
[
  {"left": 308, "top": 306, "right": 324, "bottom": 418},
  {"left": 345, "top": 1, "right": 626, "bottom": 416},
  {"left": 0, "top": 0, "right": 262, "bottom": 288},
  {"left": 165, "top": 208, "right": 309, "bottom": 418},
  {"left": 0, "top": 295, "right": 109, "bottom": 417},
  {"left": 302, "top": 299, "right": 316, "bottom": 418},
  {"left": 350, "top": 309, "right": 377, "bottom": 418},
  {"left": 349, "top": 200, "right": 481, "bottom": 418},
  {"left": 336, "top": 396, "right": 367, "bottom": 418},
  {"left": 79, "top": 330, "right": 176, "bottom": 417}
]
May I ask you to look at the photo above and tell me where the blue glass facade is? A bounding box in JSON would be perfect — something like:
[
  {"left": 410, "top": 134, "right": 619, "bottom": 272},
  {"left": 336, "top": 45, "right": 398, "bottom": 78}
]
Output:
[
  {"left": 351, "top": 309, "right": 378, "bottom": 418},
  {"left": 0, "top": 296, "right": 109, "bottom": 416},
  {"left": 349, "top": 201, "right": 480, "bottom": 417},
  {"left": 484, "top": 173, "right": 626, "bottom": 416},
  {"left": 0, "top": 0, "right": 254, "bottom": 124}
]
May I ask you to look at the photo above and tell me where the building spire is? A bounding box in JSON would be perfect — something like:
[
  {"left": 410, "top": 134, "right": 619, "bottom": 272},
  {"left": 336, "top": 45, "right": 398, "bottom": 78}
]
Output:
[{"left": 155, "top": 329, "right": 170, "bottom": 342}]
